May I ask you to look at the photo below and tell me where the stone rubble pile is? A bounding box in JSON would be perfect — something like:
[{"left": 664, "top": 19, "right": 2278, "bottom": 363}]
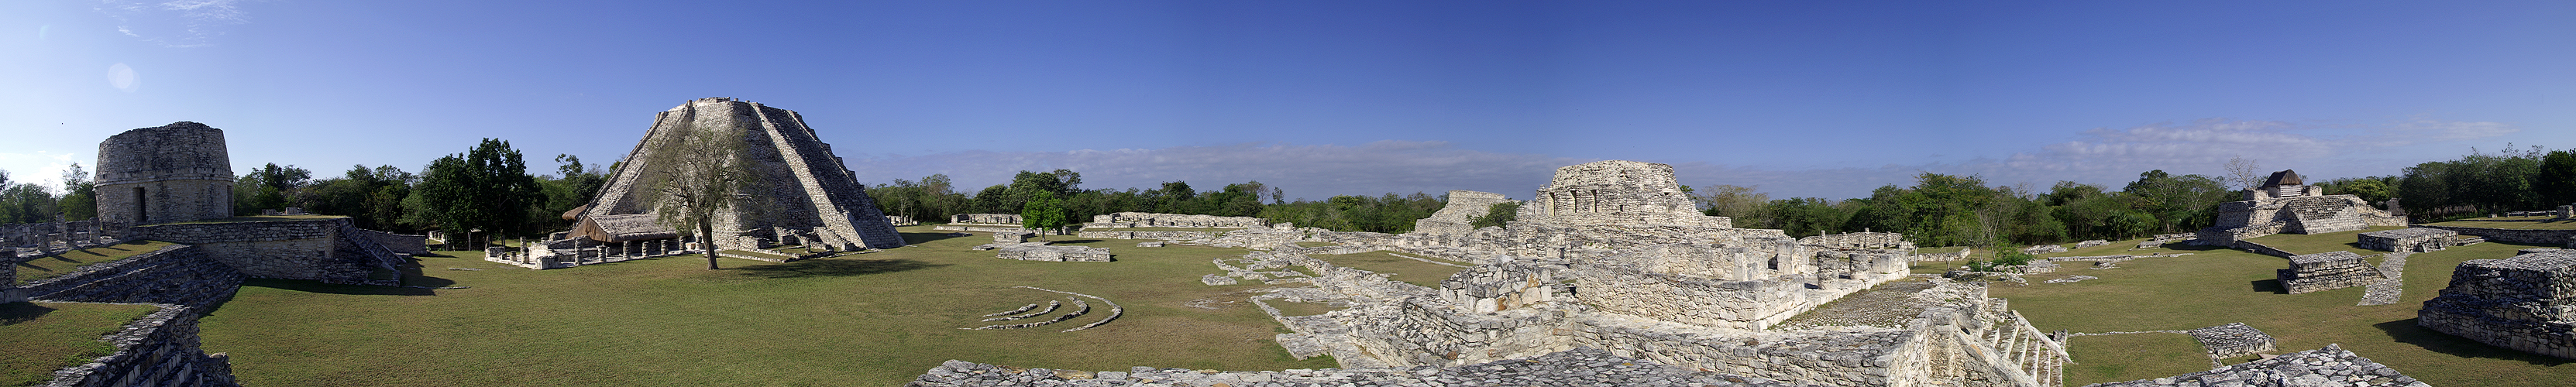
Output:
[
  {"left": 907, "top": 348, "right": 1796, "bottom": 387},
  {"left": 2085, "top": 344, "right": 2426, "bottom": 387},
  {"left": 2184, "top": 323, "right": 2277, "bottom": 360}
]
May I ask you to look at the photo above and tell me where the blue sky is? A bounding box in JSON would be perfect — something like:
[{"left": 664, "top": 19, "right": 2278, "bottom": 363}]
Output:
[{"left": 3, "top": 1, "right": 2571, "bottom": 201}]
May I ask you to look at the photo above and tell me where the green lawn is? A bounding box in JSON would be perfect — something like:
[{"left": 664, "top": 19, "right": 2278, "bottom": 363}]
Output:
[
  {"left": 1996, "top": 240, "right": 2575, "bottom": 386},
  {"left": 2426, "top": 218, "right": 2576, "bottom": 230},
  {"left": 2244, "top": 226, "right": 2406, "bottom": 256},
  {"left": 197, "top": 225, "right": 1333, "bottom": 386},
  {"left": 0, "top": 302, "right": 159, "bottom": 385},
  {"left": 13, "top": 240, "right": 183, "bottom": 285},
  {"left": 1308, "top": 252, "right": 1468, "bottom": 287}
]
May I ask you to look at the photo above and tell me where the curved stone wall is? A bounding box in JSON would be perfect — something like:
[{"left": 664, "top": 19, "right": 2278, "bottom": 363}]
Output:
[{"left": 94, "top": 122, "right": 233, "bottom": 224}]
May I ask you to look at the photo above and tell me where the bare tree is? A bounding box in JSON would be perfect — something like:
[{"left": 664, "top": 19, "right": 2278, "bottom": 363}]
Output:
[
  {"left": 638, "top": 117, "right": 761, "bottom": 269},
  {"left": 2223, "top": 156, "right": 2264, "bottom": 190}
]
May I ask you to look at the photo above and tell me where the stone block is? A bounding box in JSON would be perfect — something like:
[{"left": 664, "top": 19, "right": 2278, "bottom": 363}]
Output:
[{"left": 2420, "top": 249, "right": 2576, "bottom": 359}]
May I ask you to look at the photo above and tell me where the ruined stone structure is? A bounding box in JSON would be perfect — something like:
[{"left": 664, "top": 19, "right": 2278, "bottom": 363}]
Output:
[
  {"left": 1523, "top": 160, "right": 1728, "bottom": 228},
  {"left": 2089, "top": 344, "right": 2426, "bottom": 387},
  {"left": 1411, "top": 190, "right": 1514, "bottom": 236},
  {"left": 2359, "top": 228, "right": 2461, "bottom": 252},
  {"left": 571, "top": 98, "right": 906, "bottom": 252},
  {"left": 2279, "top": 251, "right": 2383, "bottom": 294},
  {"left": 1082, "top": 212, "right": 1271, "bottom": 229},
  {"left": 2186, "top": 323, "right": 2277, "bottom": 360},
  {"left": 2195, "top": 170, "right": 2406, "bottom": 246},
  {"left": 886, "top": 215, "right": 919, "bottom": 226},
  {"left": 132, "top": 217, "right": 406, "bottom": 285},
  {"left": 992, "top": 245, "right": 1113, "bottom": 262},
  {"left": 1197, "top": 160, "right": 2071, "bottom": 386},
  {"left": 951, "top": 214, "right": 1021, "bottom": 225},
  {"left": 2419, "top": 248, "right": 2576, "bottom": 358},
  {"left": 36, "top": 304, "right": 240, "bottom": 387},
  {"left": 95, "top": 122, "right": 233, "bottom": 225}
]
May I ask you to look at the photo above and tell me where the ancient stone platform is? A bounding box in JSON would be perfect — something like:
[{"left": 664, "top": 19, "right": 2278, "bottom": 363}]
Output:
[
  {"left": 2279, "top": 251, "right": 2382, "bottom": 294},
  {"left": 2419, "top": 248, "right": 2576, "bottom": 358},
  {"left": 569, "top": 98, "right": 906, "bottom": 252}
]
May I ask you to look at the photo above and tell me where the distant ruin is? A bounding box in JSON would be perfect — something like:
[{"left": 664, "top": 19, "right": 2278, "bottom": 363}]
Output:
[
  {"left": 1410, "top": 190, "right": 1513, "bottom": 236},
  {"left": 95, "top": 122, "right": 234, "bottom": 225},
  {"left": 566, "top": 98, "right": 906, "bottom": 252},
  {"left": 2277, "top": 251, "right": 2382, "bottom": 294},
  {"left": 2196, "top": 170, "right": 2406, "bottom": 246}
]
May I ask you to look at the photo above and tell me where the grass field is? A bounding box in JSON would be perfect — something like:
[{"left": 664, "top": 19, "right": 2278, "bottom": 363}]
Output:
[
  {"left": 12, "top": 240, "right": 182, "bottom": 285},
  {"left": 1995, "top": 236, "right": 2576, "bottom": 385},
  {"left": 2244, "top": 226, "right": 2407, "bottom": 255},
  {"left": 0, "top": 302, "right": 159, "bottom": 385},
  {"left": 196, "top": 225, "right": 1334, "bottom": 386}
]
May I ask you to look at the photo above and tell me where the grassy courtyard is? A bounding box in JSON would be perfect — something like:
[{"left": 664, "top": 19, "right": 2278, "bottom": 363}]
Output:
[
  {"left": 196, "top": 225, "right": 1333, "bottom": 386},
  {"left": 1995, "top": 234, "right": 2576, "bottom": 385},
  {"left": 2426, "top": 218, "right": 2576, "bottom": 230},
  {"left": 0, "top": 302, "right": 160, "bottom": 385}
]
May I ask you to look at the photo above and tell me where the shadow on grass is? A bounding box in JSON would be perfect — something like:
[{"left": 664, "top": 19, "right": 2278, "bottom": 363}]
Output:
[
  {"left": 729, "top": 259, "right": 948, "bottom": 279},
  {"left": 2376, "top": 318, "right": 2575, "bottom": 366},
  {"left": 0, "top": 302, "right": 58, "bottom": 325},
  {"left": 242, "top": 278, "right": 435, "bottom": 296},
  {"left": 2250, "top": 279, "right": 2286, "bottom": 294}
]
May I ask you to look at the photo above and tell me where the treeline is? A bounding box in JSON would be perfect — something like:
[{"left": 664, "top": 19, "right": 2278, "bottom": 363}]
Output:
[
  {"left": 866, "top": 170, "right": 1446, "bottom": 233},
  {"left": 1701, "top": 170, "right": 2235, "bottom": 249},
  {"left": 227, "top": 139, "right": 607, "bottom": 241},
  {"left": 2313, "top": 145, "right": 2576, "bottom": 221}
]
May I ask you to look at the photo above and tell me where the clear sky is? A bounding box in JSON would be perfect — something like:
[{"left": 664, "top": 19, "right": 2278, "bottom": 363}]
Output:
[{"left": 4, "top": 1, "right": 2571, "bottom": 201}]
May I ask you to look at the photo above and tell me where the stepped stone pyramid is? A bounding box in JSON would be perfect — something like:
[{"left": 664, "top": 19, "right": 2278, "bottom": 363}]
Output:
[{"left": 569, "top": 98, "right": 906, "bottom": 251}]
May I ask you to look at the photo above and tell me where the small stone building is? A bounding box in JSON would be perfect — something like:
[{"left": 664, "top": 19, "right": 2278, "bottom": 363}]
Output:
[
  {"left": 94, "top": 122, "right": 234, "bottom": 225},
  {"left": 1521, "top": 160, "right": 1728, "bottom": 228},
  {"left": 951, "top": 214, "right": 1022, "bottom": 225},
  {"left": 2196, "top": 170, "right": 2406, "bottom": 245},
  {"left": 2419, "top": 249, "right": 2576, "bottom": 359},
  {"left": 2359, "top": 228, "right": 2460, "bottom": 252},
  {"left": 2279, "top": 251, "right": 2383, "bottom": 294}
]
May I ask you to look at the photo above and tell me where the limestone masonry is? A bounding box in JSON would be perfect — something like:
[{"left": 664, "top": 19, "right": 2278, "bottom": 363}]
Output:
[
  {"left": 2277, "top": 251, "right": 2383, "bottom": 294},
  {"left": 571, "top": 98, "right": 906, "bottom": 252},
  {"left": 2358, "top": 228, "right": 2463, "bottom": 253},
  {"left": 2419, "top": 248, "right": 2576, "bottom": 358},
  {"left": 1411, "top": 190, "right": 1513, "bottom": 236},
  {"left": 2195, "top": 170, "right": 2406, "bottom": 246},
  {"left": 95, "top": 122, "right": 234, "bottom": 225},
  {"left": 1084, "top": 212, "right": 1272, "bottom": 229}
]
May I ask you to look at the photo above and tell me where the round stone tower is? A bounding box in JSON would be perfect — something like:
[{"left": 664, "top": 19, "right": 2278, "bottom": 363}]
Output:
[{"left": 95, "top": 122, "right": 234, "bottom": 224}]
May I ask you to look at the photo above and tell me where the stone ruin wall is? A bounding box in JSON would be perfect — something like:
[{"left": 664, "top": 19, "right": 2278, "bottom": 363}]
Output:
[
  {"left": 2359, "top": 228, "right": 2458, "bottom": 253},
  {"left": 951, "top": 214, "right": 1021, "bottom": 225},
  {"left": 2089, "top": 344, "right": 2428, "bottom": 387},
  {"left": 132, "top": 217, "right": 404, "bottom": 285},
  {"left": 1412, "top": 190, "right": 1513, "bottom": 236},
  {"left": 2197, "top": 193, "right": 2406, "bottom": 246},
  {"left": 577, "top": 98, "right": 906, "bottom": 252},
  {"left": 94, "top": 122, "right": 234, "bottom": 225},
  {"left": 2413, "top": 224, "right": 2576, "bottom": 248},
  {"left": 1085, "top": 212, "right": 1272, "bottom": 228},
  {"left": 2418, "top": 248, "right": 2576, "bottom": 359},
  {"left": 1798, "top": 231, "right": 1915, "bottom": 251},
  {"left": 2279, "top": 251, "right": 2382, "bottom": 294},
  {"left": 21, "top": 245, "right": 244, "bottom": 309},
  {"left": 1522, "top": 161, "right": 1728, "bottom": 228},
  {"left": 36, "top": 303, "right": 239, "bottom": 387}
]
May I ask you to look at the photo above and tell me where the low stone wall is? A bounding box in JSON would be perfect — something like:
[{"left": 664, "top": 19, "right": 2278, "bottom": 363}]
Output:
[
  {"left": 931, "top": 225, "right": 1061, "bottom": 235},
  {"left": 949, "top": 214, "right": 1020, "bottom": 225},
  {"left": 2279, "top": 252, "right": 2380, "bottom": 294},
  {"left": 2413, "top": 224, "right": 2576, "bottom": 248},
  {"left": 2233, "top": 239, "right": 2298, "bottom": 259},
  {"left": 40, "top": 303, "right": 239, "bottom": 387},
  {"left": 23, "top": 245, "right": 243, "bottom": 309},
  {"left": 994, "top": 245, "right": 1113, "bottom": 262},
  {"left": 1074, "top": 230, "right": 1216, "bottom": 241},
  {"left": 1085, "top": 212, "right": 1271, "bottom": 228}
]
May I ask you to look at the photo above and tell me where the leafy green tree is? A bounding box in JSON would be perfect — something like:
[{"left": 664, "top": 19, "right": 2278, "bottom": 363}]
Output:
[
  {"left": 1020, "top": 191, "right": 1068, "bottom": 238},
  {"left": 1467, "top": 201, "right": 1520, "bottom": 228},
  {"left": 414, "top": 139, "right": 543, "bottom": 246},
  {"left": 58, "top": 163, "right": 96, "bottom": 221},
  {"left": 2540, "top": 149, "right": 2576, "bottom": 206}
]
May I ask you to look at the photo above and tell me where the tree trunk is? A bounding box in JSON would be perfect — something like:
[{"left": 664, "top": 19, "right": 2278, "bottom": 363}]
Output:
[{"left": 701, "top": 222, "right": 721, "bottom": 270}]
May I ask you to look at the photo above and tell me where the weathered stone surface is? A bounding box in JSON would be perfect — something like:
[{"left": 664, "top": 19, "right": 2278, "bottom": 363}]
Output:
[
  {"left": 2279, "top": 251, "right": 2382, "bottom": 294},
  {"left": 2086, "top": 344, "right": 2427, "bottom": 387},
  {"left": 2413, "top": 224, "right": 2576, "bottom": 248},
  {"left": 2021, "top": 245, "right": 2068, "bottom": 255},
  {"left": 1412, "top": 190, "right": 1514, "bottom": 236},
  {"left": 133, "top": 217, "right": 405, "bottom": 285},
  {"left": 573, "top": 98, "right": 906, "bottom": 252},
  {"left": 1799, "top": 231, "right": 1914, "bottom": 250},
  {"left": 1522, "top": 160, "right": 1729, "bottom": 228},
  {"left": 1075, "top": 230, "right": 1216, "bottom": 241},
  {"left": 2360, "top": 228, "right": 2459, "bottom": 252},
  {"left": 991, "top": 244, "right": 1113, "bottom": 262},
  {"left": 2186, "top": 323, "right": 2276, "bottom": 359},
  {"left": 94, "top": 122, "right": 233, "bottom": 225},
  {"left": 1082, "top": 212, "right": 1271, "bottom": 229},
  {"left": 2419, "top": 248, "right": 2576, "bottom": 358},
  {"left": 950, "top": 214, "right": 1021, "bottom": 225},
  {"left": 38, "top": 304, "right": 239, "bottom": 387},
  {"left": 2195, "top": 170, "right": 2406, "bottom": 245}
]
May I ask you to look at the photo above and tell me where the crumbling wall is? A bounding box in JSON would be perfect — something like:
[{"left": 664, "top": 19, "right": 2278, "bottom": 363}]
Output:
[
  {"left": 951, "top": 214, "right": 1021, "bottom": 225},
  {"left": 1799, "top": 232, "right": 1914, "bottom": 250},
  {"left": 1084, "top": 212, "right": 1272, "bottom": 228},
  {"left": 2279, "top": 252, "right": 2382, "bottom": 294},
  {"left": 1075, "top": 230, "right": 1216, "bottom": 241},
  {"left": 38, "top": 304, "right": 239, "bottom": 387},
  {"left": 2088, "top": 344, "right": 2427, "bottom": 387},
  {"left": 1522, "top": 161, "right": 1730, "bottom": 228},
  {"left": 1414, "top": 190, "right": 1513, "bottom": 236},
  {"left": 2418, "top": 249, "right": 2576, "bottom": 358},
  {"left": 132, "top": 217, "right": 402, "bottom": 285},
  {"left": 2413, "top": 225, "right": 2576, "bottom": 248},
  {"left": 22, "top": 245, "right": 242, "bottom": 309},
  {"left": 2359, "top": 228, "right": 2458, "bottom": 252}
]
